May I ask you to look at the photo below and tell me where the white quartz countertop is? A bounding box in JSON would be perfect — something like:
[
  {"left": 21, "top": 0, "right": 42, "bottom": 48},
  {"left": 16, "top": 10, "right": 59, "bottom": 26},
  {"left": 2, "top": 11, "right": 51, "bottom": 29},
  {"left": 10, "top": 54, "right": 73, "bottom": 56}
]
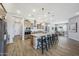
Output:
[
  {"left": 31, "top": 33, "right": 46, "bottom": 38},
  {"left": 31, "top": 32, "right": 53, "bottom": 37}
]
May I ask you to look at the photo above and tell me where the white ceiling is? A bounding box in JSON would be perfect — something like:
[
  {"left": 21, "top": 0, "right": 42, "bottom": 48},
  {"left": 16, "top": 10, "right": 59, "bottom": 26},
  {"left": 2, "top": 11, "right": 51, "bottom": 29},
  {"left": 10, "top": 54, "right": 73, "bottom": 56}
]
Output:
[{"left": 3, "top": 3, "right": 79, "bottom": 23}]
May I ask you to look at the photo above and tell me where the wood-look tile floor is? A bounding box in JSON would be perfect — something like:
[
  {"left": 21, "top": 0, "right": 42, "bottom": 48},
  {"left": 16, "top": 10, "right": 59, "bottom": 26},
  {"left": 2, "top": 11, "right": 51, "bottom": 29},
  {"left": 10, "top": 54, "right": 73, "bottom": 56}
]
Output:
[{"left": 4, "top": 36, "right": 79, "bottom": 56}]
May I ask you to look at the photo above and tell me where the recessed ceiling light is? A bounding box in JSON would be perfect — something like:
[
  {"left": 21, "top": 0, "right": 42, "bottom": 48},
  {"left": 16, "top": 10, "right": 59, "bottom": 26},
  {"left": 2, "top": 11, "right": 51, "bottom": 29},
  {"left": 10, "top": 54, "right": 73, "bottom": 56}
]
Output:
[
  {"left": 38, "top": 17, "right": 41, "bottom": 19},
  {"left": 76, "top": 12, "right": 79, "bottom": 15},
  {"left": 16, "top": 10, "right": 21, "bottom": 14},
  {"left": 44, "top": 14, "right": 47, "bottom": 17},
  {"left": 28, "top": 14, "right": 31, "bottom": 17},
  {"left": 48, "top": 24, "right": 50, "bottom": 26},
  {"left": 33, "top": 9, "right": 36, "bottom": 12}
]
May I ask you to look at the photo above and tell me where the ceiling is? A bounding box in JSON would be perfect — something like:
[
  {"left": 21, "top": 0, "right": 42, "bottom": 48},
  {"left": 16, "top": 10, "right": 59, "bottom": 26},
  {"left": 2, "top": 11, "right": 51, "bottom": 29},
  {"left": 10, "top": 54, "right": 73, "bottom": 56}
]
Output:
[{"left": 3, "top": 3, "right": 79, "bottom": 24}]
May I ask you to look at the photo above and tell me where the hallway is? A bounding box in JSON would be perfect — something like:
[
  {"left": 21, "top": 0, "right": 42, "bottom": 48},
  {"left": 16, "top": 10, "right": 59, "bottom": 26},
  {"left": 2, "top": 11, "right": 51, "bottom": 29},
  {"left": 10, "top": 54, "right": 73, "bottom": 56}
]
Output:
[{"left": 4, "top": 36, "right": 79, "bottom": 56}]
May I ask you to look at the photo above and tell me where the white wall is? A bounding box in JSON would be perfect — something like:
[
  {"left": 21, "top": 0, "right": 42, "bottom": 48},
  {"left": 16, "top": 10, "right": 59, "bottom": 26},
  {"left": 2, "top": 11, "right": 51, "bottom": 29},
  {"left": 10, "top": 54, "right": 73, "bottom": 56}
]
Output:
[
  {"left": 5, "top": 14, "right": 23, "bottom": 43},
  {"left": 68, "top": 15, "right": 79, "bottom": 41},
  {"left": 48, "top": 19, "right": 68, "bottom": 34}
]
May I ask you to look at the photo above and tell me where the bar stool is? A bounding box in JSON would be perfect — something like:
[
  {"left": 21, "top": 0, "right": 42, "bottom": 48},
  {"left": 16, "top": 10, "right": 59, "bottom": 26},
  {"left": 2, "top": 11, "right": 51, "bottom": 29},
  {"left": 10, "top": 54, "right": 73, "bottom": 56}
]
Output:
[
  {"left": 37, "top": 36, "right": 48, "bottom": 54},
  {"left": 41, "top": 36, "right": 48, "bottom": 54},
  {"left": 51, "top": 34, "right": 55, "bottom": 44},
  {"left": 46, "top": 35, "right": 52, "bottom": 49},
  {"left": 37, "top": 37, "right": 41, "bottom": 49},
  {"left": 55, "top": 34, "right": 58, "bottom": 43},
  {"left": 52, "top": 34, "right": 58, "bottom": 44}
]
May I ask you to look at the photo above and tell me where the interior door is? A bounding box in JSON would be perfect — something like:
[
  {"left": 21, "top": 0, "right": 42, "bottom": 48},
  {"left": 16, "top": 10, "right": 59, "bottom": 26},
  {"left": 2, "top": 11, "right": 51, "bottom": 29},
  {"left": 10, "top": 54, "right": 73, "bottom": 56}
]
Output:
[{"left": 14, "top": 22, "right": 22, "bottom": 36}]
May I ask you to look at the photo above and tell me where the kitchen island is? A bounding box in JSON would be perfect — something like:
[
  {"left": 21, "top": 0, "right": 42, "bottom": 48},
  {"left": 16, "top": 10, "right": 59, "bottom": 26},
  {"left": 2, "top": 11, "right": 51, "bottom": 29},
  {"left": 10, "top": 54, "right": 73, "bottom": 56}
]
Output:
[{"left": 31, "top": 32, "right": 53, "bottom": 49}]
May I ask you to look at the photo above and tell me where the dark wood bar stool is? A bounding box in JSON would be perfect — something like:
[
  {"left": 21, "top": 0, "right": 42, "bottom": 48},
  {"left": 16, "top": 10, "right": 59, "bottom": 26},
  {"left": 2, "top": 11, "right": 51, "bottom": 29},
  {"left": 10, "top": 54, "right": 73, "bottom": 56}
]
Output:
[
  {"left": 51, "top": 34, "right": 56, "bottom": 44},
  {"left": 37, "top": 36, "right": 48, "bottom": 54},
  {"left": 50, "top": 34, "right": 53, "bottom": 46},
  {"left": 37, "top": 37, "right": 42, "bottom": 49},
  {"left": 54, "top": 34, "right": 58, "bottom": 44},
  {"left": 46, "top": 35, "right": 52, "bottom": 49},
  {"left": 52, "top": 33, "right": 58, "bottom": 45}
]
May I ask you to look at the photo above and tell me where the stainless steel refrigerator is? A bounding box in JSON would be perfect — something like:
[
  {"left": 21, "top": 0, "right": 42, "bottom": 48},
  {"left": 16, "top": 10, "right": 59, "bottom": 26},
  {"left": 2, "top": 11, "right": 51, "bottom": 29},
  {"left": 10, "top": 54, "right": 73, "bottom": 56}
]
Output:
[{"left": 0, "top": 18, "right": 6, "bottom": 56}]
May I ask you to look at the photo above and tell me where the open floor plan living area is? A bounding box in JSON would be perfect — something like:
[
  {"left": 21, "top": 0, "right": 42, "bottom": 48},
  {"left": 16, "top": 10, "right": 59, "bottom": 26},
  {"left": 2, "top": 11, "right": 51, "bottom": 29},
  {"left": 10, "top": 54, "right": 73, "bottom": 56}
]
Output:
[{"left": 0, "top": 3, "right": 79, "bottom": 56}]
